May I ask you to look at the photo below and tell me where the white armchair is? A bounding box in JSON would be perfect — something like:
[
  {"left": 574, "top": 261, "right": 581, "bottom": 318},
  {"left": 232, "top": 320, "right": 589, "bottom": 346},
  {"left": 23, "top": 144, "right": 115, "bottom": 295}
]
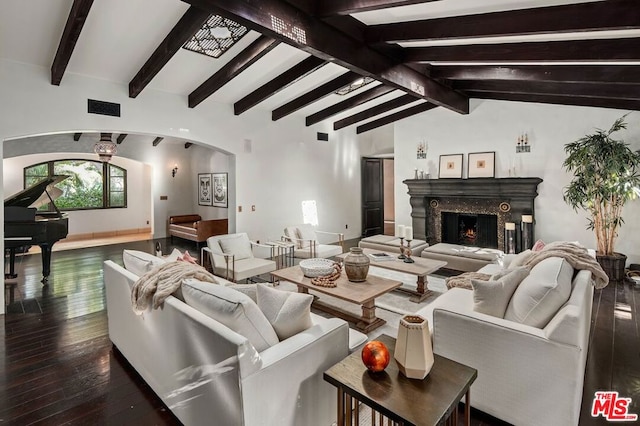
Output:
[
  {"left": 203, "top": 233, "right": 277, "bottom": 282},
  {"left": 282, "top": 224, "right": 344, "bottom": 259}
]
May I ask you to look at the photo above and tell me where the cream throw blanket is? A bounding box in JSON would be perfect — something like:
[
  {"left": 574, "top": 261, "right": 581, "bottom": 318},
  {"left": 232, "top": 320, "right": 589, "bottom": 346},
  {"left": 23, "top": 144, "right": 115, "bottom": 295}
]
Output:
[
  {"left": 522, "top": 241, "right": 609, "bottom": 289},
  {"left": 131, "top": 261, "right": 218, "bottom": 314}
]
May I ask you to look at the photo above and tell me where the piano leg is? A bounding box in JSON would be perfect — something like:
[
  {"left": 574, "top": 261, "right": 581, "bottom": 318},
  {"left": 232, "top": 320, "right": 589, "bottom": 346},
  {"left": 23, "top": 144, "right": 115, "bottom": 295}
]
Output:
[
  {"left": 5, "top": 248, "right": 18, "bottom": 279},
  {"left": 39, "top": 243, "right": 53, "bottom": 283}
]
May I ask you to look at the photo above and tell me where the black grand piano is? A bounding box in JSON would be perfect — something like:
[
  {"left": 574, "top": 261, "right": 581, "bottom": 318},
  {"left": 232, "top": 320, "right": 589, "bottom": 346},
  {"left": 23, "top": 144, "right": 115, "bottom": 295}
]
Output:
[{"left": 4, "top": 176, "right": 69, "bottom": 283}]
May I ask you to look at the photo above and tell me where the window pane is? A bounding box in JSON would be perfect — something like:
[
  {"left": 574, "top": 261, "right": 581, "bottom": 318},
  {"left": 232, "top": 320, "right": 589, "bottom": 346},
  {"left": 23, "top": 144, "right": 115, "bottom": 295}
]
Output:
[
  {"left": 25, "top": 176, "right": 45, "bottom": 188},
  {"left": 109, "top": 165, "right": 125, "bottom": 177},
  {"left": 110, "top": 177, "right": 124, "bottom": 192},
  {"left": 110, "top": 192, "right": 125, "bottom": 207},
  {"left": 53, "top": 160, "right": 104, "bottom": 209},
  {"left": 26, "top": 163, "right": 48, "bottom": 177}
]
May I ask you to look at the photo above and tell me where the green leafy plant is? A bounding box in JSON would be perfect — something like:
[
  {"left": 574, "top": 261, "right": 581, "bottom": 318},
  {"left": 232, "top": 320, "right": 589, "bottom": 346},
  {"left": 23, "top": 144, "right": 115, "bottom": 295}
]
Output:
[{"left": 563, "top": 115, "right": 640, "bottom": 255}]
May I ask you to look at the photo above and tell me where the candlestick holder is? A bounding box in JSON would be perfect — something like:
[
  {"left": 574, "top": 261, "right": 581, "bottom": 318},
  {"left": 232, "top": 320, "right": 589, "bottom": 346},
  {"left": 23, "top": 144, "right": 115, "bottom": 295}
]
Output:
[
  {"left": 398, "top": 237, "right": 406, "bottom": 259},
  {"left": 403, "top": 240, "right": 415, "bottom": 263}
]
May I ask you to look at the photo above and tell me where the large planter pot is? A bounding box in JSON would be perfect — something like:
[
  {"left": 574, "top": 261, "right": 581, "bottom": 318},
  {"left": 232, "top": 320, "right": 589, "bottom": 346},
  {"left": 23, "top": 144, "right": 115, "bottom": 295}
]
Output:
[
  {"left": 394, "top": 315, "right": 434, "bottom": 380},
  {"left": 596, "top": 252, "right": 627, "bottom": 282},
  {"left": 344, "top": 247, "right": 370, "bottom": 282}
]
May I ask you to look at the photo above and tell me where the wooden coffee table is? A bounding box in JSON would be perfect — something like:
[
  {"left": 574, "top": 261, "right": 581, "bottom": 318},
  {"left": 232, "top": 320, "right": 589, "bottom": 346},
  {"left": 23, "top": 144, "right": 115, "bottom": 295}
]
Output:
[
  {"left": 271, "top": 266, "right": 402, "bottom": 333},
  {"left": 338, "top": 248, "right": 447, "bottom": 303},
  {"left": 324, "top": 334, "right": 477, "bottom": 426}
]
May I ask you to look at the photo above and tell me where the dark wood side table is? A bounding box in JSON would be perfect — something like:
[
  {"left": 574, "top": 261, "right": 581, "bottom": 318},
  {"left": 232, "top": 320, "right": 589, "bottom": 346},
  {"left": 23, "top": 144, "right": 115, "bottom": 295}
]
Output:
[{"left": 324, "top": 334, "right": 477, "bottom": 426}]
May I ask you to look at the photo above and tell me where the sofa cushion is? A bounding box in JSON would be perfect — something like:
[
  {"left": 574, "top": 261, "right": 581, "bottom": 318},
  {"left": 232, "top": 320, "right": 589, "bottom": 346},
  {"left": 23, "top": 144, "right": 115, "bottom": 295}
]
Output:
[
  {"left": 256, "top": 284, "right": 313, "bottom": 340},
  {"left": 504, "top": 257, "right": 573, "bottom": 328},
  {"left": 471, "top": 267, "right": 529, "bottom": 318},
  {"left": 182, "top": 279, "right": 279, "bottom": 352},
  {"left": 507, "top": 249, "right": 534, "bottom": 268},
  {"left": 122, "top": 250, "right": 165, "bottom": 277},
  {"left": 219, "top": 234, "right": 253, "bottom": 261},
  {"left": 284, "top": 226, "right": 303, "bottom": 249}
]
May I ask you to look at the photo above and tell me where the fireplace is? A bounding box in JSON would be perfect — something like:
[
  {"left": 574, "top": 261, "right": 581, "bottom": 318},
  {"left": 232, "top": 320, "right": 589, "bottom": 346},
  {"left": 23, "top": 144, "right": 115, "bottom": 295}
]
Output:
[
  {"left": 441, "top": 212, "right": 498, "bottom": 248},
  {"left": 404, "top": 178, "right": 542, "bottom": 252}
]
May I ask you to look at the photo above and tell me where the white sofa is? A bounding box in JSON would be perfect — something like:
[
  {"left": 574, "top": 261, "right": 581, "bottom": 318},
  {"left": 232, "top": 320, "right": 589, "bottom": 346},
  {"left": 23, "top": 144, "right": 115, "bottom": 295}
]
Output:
[
  {"left": 417, "top": 255, "right": 594, "bottom": 426},
  {"left": 104, "top": 255, "right": 366, "bottom": 426}
]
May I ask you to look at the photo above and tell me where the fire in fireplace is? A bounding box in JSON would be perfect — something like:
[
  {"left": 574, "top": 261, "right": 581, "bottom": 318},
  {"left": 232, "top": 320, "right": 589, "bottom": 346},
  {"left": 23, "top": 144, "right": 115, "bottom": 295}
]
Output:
[{"left": 442, "top": 212, "right": 498, "bottom": 248}]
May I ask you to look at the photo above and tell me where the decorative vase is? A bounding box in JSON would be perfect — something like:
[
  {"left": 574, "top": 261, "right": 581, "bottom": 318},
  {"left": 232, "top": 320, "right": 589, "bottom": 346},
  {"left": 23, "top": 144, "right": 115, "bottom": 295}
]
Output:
[
  {"left": 344, "top": 247, "right": 370, "bottom": 282},
  {"left": 394, "top": 315, "right": 434, "bottom": 380}
]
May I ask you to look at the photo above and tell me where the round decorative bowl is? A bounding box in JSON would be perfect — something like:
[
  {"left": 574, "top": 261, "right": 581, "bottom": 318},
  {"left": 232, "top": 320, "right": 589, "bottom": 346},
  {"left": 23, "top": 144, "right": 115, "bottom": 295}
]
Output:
[{"left": 299, "top": 258, "right": 335, "bottom": 278}]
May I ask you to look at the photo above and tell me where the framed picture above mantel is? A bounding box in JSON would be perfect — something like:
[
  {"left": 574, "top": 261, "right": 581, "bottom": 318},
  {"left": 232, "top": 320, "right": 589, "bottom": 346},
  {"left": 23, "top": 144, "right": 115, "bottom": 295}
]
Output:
[
  {"left": 438, "top": 154, "right": 464, "bottom": 179},
  {"left": 468, "top": 152, "right": 496, "bottom": 178}
]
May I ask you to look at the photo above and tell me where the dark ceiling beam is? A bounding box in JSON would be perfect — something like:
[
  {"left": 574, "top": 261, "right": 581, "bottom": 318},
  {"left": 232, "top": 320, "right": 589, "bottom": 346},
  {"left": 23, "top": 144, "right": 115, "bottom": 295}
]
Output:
[
  {"left": 468, "top": 91, "right": 640, "bottom": 111},
  {"left": 182, "top": 0, "right": 468, "bottom": 114},
  {"left": 333, "top": 94, "right": 418, "bottom": 130},
  {"left": 357, "top": 102, "right": 437, "bottom": 134},
  {"left": 185, "top": 142, "right": 193, "bottom": 149},
  {"left": 272, "top": 71, "right": 361, "bottom": 121},
  {"left": 152, "top": 137, "right": 164, "bottom": 147},
  {"left": 365, "top": 0, "right": 640, "bottom": 43},
  {"left": 116, "top": 133, "right": 128, "bottom": 144},
  {"left": 129, "top": 7, "right": 211, "bottom": 98},
  {"left": 316, "top": 1, "right": 440, "bottom": 17},
  {"left": 234, "top": 56, "right": 326, "bottom": 115},
  {"left": 189, "top": 35, "right": 279, "bottom": 108},
  {"left": 404, "top": 38, "right": 640, "bottom": 63},
  {"left": 455, "top": 80, "right": 640, "bottom": 100},
  {"left": 306, "top": 84, "right": 395, "bottom": 126},
  {"left": 430, "top": 65, "right": 640, "bottom": 84},
  {"left": 51, "top": 0, "right": 94, "bottom": 85},
  {"left": 73, "top": 133, "right": 82, "bottom": 141}
]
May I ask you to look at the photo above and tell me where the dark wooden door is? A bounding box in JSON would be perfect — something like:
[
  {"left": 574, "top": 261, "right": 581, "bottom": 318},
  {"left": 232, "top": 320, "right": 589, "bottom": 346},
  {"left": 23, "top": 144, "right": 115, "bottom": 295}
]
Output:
[{"left": 361, "top": 157, "right": 384, "bottom": 237}]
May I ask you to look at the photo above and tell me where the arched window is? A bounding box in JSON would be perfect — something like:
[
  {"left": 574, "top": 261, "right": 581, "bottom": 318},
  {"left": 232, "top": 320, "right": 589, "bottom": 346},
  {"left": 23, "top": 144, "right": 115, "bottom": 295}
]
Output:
[{"left": 24, "top": 160, "right": 127, "bottom": 210}]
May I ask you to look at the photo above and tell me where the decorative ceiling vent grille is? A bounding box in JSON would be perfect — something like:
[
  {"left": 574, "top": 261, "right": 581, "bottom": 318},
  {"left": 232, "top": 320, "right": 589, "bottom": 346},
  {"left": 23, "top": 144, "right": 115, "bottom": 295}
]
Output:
[
  {"left": 335, "top": 77, "right": 375, "bottom": 95},
  {"left": 183, "top": 15, "right": 248, "bottom": 58}
]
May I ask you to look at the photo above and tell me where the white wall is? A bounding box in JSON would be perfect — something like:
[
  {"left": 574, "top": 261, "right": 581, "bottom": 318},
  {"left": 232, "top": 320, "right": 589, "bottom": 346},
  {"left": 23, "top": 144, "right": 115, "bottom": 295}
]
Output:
[
  {"left": 0, "top": 59, "right": 364, "bottom": 312},
  {"left": 394, "top": 99, "right": 640, "bottom": 266}
]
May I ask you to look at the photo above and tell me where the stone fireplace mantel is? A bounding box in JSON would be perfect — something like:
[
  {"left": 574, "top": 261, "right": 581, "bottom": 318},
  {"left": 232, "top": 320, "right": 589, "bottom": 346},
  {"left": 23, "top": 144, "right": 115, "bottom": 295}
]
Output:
[{"left": 404, "top": 177, "right": 543, "bottom": 247}]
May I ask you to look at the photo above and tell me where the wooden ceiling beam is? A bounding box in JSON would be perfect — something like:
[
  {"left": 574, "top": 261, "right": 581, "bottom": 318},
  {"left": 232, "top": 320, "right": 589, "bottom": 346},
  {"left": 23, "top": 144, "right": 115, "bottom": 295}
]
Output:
[
  {"left": 73, "top": 133, "right": 82, "bottom": 141},
  {"left": 306, "top": 84, "right": 395, "bottom": 126},
  {"left": 455, "top": 80, "right": 640, "bottom": 100},
  {"left": 182, "top": 0, "right": 468, "bottom": 114},
  {"left": 272, "top": 71, "right": 361, "bottom": 121},
  {"left": 152, "top": 137, "right": 164, "bottom": 147},
  {"left": 430, "top": 65, "right": 640, "bottom": 84},
  {"left": 51, "top": 0, "right": 94, "bottom": 85},
  {"left": 366, "top": 0, "right": 640, "bottom": 43},
  {"left": 404, "top": 38, "right": 640, "bottom": 63},
  {"left": 333, "top": 94, "right": 418, "bottom": 130},
  {"left": 129, "top": 7, "right": 211, "bottom": 98},
  {"left": 189, "top": 35, "right": 279, "bottom": 108},
  {"left": 468, "top": 91, "right": 640, "bottom": 111},
  {"left": 316, "top": 1, "right": 440, "bottom": 17},
  {"left": 116, "top": 134, "right": 128, "bottom": 144},
  {"left": 357, "top": 102, "right": 437, "bottom": 134},
  {"left": 234, "top": 56, "right": 326, "bottom": 115}
]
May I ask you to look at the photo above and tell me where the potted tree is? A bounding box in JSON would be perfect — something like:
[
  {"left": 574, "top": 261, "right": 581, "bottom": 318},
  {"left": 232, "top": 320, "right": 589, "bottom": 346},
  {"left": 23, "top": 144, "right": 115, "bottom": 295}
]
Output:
[{"left": 563, "top": 114, "right": 640, "bottom": 281}]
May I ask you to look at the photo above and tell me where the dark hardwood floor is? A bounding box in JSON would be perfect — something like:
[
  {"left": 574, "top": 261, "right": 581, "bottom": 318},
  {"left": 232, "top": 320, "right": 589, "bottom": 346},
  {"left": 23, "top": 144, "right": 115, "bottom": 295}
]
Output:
[{"left": 1, "top": 239, "right": 638, "bottom": 425}]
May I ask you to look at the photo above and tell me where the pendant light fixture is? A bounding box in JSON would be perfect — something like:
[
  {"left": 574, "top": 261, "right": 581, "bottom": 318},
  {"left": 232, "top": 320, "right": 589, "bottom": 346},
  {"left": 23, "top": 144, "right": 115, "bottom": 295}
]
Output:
[{"left": 94, "top": 132, "right": 117, "bottom": 162}]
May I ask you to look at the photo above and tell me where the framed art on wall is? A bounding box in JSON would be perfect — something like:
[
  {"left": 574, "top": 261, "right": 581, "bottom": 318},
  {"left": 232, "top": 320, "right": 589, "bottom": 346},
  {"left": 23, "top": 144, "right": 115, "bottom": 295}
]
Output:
[
  {"left": 438, "top": 154, "right": 464, "bottom": 178},
  {"left": 468, "top": 152, "right": 496, "bottom": 178},
  {"left": 198, "top": 173, "right": 212, "bottom": 206},
  {"left": 212, "top": 172, "right": 228, "bottom": 208}
]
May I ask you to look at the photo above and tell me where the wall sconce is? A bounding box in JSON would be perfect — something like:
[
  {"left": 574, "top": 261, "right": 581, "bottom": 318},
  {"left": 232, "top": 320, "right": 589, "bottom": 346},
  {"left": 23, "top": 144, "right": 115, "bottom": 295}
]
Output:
[
  {"left": 516, "top": 133, "right": 531, "bottom": 153},
  {"left": 171, "top": 165, "right": 178, "bottom": 178},
  {"left": 417, "top": 140, "right": 428, "bottom": 159}
]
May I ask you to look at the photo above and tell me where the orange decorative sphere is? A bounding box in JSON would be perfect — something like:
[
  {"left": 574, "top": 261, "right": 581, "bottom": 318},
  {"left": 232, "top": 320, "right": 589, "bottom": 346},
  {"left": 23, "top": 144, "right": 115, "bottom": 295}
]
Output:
[{"left": 361, "top": 340, "right": 390, "bottom": 372}]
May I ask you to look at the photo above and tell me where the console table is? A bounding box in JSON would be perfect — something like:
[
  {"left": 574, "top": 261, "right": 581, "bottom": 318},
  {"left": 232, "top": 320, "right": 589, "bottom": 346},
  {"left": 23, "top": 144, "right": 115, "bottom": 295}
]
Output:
[{"left": 324, "top": 334, "right": 477, "bottom": 426}]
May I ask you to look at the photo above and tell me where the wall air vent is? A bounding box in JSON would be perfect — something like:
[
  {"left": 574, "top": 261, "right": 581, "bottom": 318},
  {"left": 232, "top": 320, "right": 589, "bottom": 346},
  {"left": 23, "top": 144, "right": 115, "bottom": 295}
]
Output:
[
  {"left": 88, "top": 99, "right": 121, "bottom": 117},
  {"left": 317, "top": 132, "right": 329, "bottom": 141}
]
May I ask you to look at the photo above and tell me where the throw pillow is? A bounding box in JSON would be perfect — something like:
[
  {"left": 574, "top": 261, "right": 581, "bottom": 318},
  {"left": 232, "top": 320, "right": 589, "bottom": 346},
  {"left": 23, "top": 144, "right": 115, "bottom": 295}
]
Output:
[
  {"left": 471, "top": 267, "right": 530, "bottom": 318},
  {"left": 179, "top": 250, "right": 198, "bottom": 264},
  {"left": 182, "top": 279, "right": 278, "bottom": 352},
  {"left": 122, "top": 249, "right": 165, "bottom": 277},
  {"left": 228, "top": 283, "right": 258, "bottom": 302},
  {"left": 509, "top": 249, "right": 534, "bottom": 268},
  {"left": 165, "top": 248, "right": 183, "bottom": 262},
  {"left": 532, "top": 239, "right": 546, "bottom": 251},
  {"left": 284, "top": 226, "right": 303, "bottom": 249},
  {"left": 504, "top": 257, "right": 573, "bottom": 328},
  {"left": 218, "top": 234, "right": 253, "bottom": 261},
  {"left": 256, "top": 284, "right": 313, "bottom": 340},
  {"left": 297, "top": 224, "right": 317, "bottom": 250}
]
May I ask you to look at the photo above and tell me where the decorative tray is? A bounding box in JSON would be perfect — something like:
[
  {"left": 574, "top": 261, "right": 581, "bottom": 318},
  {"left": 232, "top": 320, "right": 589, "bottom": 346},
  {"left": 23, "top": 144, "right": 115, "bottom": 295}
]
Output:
[{"left": 299, "top": 258, "right": 335, "bottom": 278}]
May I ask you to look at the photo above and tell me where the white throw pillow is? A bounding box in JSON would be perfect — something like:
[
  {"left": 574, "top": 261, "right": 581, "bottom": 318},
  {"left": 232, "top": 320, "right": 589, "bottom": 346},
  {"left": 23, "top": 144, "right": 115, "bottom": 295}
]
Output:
[
  {"left": 228, "top": 283, "right": 258, "bottom": 302},
  {"left": 508, "top": 249, "right": 534, "bottom": 268},
  {"left": 256, "top": 284, "right": 313, "bottom": 340},
  {"left": 122, "top": 250, "right": 165, "bottom": 277},
  {"left": 165, "top": 248, "right": 183, "bottom": 262},
  {"left": 296, "top": 224, "right": 317, "bottom": 249},
  {"left": 504, "top": 257, "right": 573, "bottom": 328},
  {"left": 218, "top": 234, "right": 253, "bottom": 261},
  {"left": 182, "top": 279, "right": 278, "bottom": 352},
  {"left": 284, "top": 226, "right": 303, "bottom": 249},
  {"left": 471, "top": 267, "right": 530, "bottom": 318}
]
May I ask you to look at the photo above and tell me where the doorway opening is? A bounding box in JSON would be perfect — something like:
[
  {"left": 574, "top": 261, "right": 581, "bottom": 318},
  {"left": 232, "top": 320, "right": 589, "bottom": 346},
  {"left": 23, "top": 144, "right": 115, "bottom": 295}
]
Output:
[{"left": 360, "top": 157, "right": 394, "bottom": 237}]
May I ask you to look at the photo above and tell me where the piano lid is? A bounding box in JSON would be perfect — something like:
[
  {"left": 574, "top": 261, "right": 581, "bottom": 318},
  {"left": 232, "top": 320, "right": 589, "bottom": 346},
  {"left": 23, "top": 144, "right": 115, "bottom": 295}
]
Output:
[{"left": 4, "top": 176, "right": 68, "bottom": 208}]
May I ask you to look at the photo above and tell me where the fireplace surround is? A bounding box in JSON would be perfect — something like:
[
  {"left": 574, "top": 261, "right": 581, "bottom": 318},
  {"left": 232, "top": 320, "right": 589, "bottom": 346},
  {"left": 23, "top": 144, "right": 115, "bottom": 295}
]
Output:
[{"left": 404, "top": 178, "right": 543, "bottom": 251}]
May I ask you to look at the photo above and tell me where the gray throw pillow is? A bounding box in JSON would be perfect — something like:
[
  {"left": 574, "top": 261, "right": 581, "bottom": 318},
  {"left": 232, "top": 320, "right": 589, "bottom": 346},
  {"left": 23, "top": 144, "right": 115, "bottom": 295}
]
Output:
[
  {"left": 472, "top": 267, "right": 530, "bottom": 318},
  {"left": 256, "top": 284, "right": 313, "bottom": 340}
]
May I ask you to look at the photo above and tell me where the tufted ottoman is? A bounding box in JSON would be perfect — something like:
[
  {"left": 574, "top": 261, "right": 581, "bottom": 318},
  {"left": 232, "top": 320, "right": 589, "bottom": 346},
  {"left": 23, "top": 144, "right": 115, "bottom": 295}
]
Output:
[
  {"left": 421, "top": 243, "right": 503, "bottom": 272},
  {"left": 358, "top": 234, "right": 429, "bottom": 257}
]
